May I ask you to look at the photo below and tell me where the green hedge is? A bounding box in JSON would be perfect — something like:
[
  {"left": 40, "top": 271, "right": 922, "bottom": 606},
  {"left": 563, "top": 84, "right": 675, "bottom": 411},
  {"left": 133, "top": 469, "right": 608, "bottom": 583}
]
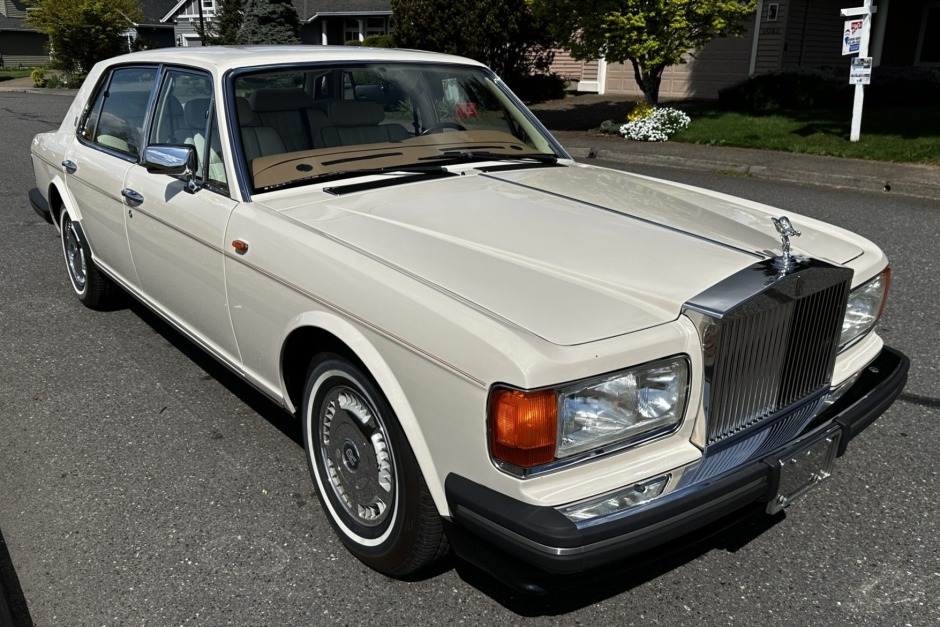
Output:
[
  {"left": 719, "top": 69, "right": 849, "bottom": 112},
  {"left": 720, "top": 66, "right": 940, "bottom": 112}
]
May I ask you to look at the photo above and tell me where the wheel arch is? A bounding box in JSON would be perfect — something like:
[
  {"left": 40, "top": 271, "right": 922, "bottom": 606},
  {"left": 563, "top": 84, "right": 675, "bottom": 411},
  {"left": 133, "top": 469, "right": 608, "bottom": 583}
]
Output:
[
  {"left": 279, "top": 313, "right": 446, "bottom": 513},
  {"left": 48, "top": 176, "right": 78, "bottom": 227}
]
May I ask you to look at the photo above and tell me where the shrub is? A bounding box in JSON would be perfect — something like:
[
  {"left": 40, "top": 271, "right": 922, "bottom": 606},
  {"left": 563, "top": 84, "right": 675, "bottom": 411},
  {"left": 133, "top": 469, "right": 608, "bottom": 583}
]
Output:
[
  {"left": 597, "top": 119, "right": 621, "bottom": 135},
  {"left": 866, "top": 65, "right": 940, "bottom": 107},
  {"left": 627, "top": 101, "right": 655, "bottom": 122},
  {"left": 620, "top": 107, "right": 690, "bottom": 141},
  {"left": 508, "top": 72, "right": 568, "bottom": 103},
  {"left": 362, "top": 34, "right": 395, "bottom": 48},
  {"left": 30, "top": 67, "right": 46, "bottom": 88},
  {"left": 719, "top": 69, "right": 849, "bottom": 112}
]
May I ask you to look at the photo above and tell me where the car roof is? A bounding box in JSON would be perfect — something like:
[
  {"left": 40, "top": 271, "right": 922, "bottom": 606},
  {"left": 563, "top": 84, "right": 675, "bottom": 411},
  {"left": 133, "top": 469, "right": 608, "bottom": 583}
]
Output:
[{"left": 102, "top": 46, "right": 487, "bottom": 74}]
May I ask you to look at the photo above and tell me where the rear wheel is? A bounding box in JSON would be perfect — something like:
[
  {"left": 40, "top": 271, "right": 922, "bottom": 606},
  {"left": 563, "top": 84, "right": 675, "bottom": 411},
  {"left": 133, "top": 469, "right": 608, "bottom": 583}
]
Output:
[
  {"left": 302, "top": 355, "right": 448, "bottom": 576},
  {"left": 60, "top": 207, "right": 115, "bottom": 309}
]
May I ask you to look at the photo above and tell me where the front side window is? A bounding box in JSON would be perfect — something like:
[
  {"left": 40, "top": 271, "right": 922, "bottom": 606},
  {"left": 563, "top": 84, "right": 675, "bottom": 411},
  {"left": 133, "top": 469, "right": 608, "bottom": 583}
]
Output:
[
  {"left": 81, "top": 67, "right": 157, "bottom": 158},
  {"left": 150, "top": 69, "right": 227, "bottom": 192}
]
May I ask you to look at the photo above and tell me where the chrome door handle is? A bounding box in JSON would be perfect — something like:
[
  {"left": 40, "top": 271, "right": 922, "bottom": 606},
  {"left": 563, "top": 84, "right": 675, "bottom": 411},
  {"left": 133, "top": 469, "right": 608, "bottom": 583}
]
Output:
[
  {"left": 121, "top": 188, "right": 144, "bottom": 203},
  {"left": 61, "top": 160, "right": 77, "bottom": 174}
]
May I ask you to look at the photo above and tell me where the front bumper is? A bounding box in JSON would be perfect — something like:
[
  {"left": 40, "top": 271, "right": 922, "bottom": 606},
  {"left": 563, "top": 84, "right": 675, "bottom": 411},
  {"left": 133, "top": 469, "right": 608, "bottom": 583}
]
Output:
[{"left": 445, "top": 345, "right": 908, "bottom": 589}]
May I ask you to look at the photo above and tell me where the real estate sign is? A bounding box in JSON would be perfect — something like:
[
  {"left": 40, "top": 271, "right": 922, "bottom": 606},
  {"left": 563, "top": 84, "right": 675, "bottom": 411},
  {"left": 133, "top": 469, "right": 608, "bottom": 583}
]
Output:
[
  {"left": 849, "top": 57, "right": 873, "bottom": 84},
  {"left": 842, "top": 19, "right": 864, "bottom": 55}
]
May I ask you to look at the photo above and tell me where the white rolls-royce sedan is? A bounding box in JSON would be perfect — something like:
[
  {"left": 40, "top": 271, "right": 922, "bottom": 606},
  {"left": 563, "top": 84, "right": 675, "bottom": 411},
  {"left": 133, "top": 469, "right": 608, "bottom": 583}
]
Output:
[{"left": 29, "top": 47, "right": 908, "bottom": 590}]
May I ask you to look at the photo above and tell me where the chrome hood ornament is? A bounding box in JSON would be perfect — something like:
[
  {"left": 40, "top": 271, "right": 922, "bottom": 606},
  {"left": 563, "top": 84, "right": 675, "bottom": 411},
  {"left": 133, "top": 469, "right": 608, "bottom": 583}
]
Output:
[{"left": 771, "top": 216, "right": 801, "bottom": 271}]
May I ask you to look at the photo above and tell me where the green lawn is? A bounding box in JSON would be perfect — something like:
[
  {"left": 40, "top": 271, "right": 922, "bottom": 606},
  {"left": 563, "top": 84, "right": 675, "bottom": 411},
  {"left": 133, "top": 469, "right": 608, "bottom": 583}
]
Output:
[
  {"left": 0, "top": 69, "right": 33, "bottom": 82},
  {"left": 672, "top": 105, "right": 940, "bottom": 165}
]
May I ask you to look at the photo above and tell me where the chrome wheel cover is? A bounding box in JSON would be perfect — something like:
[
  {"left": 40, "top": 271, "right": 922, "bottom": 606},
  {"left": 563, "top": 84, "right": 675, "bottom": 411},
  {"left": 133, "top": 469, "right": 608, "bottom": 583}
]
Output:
[
  {"left": 64, "top": 219, "right": 87, "bottom": 290},
  {"left": 319, "top": 386, "right": 395, "bottom": 528}
]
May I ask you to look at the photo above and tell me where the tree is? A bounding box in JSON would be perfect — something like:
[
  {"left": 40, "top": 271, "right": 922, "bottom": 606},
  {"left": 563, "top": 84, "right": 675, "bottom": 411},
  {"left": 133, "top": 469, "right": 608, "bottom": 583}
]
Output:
[
  {"left": 530, "top": 0, "right": 757, "bottom": 104},
  {"left": 197, "top": 0, "right": 245, "bottom": 46},
  {"left": 237, "top": 0, "right": 300, "bottom": 45},
  {"left": 391, "top": 0, "right": 555, "bottom": 83},
  {"left": 24, "top": 0, "right": 143, "bottom": 73}
]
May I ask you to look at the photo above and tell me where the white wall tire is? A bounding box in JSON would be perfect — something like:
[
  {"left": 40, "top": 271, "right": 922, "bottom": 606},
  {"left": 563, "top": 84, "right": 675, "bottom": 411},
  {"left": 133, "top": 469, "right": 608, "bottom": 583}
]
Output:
[
  {"left": 59, "top": 208, "right": 115, "bottom": 309},
  {"left": 302, "top": 355, "right": 448, "bottom": 577}
]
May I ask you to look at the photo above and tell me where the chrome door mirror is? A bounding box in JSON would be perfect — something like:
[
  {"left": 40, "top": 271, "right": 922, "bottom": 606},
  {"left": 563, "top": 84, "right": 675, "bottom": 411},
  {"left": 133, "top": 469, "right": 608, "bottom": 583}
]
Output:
[{"left": 143, "top": 145, "right": 199, "bottom": 193}]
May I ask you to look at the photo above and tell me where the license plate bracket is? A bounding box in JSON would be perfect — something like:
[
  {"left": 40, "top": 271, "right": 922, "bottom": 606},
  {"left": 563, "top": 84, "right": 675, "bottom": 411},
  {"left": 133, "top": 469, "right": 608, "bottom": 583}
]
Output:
[{"left": 767, "top": 429, "right": 841, "bottom": 514}]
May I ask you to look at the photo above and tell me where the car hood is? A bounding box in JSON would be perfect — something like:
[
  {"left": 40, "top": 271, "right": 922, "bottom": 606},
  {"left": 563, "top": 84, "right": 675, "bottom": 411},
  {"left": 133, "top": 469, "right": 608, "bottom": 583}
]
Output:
[{"left": 271, "top": 165, "right": 863, "bottom": 346}]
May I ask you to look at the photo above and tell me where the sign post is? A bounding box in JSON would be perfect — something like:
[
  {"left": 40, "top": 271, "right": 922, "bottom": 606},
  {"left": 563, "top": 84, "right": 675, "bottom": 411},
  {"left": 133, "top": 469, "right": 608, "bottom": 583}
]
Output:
[{"left": 841, "top": 1, "right": 877, "bottom": 142}]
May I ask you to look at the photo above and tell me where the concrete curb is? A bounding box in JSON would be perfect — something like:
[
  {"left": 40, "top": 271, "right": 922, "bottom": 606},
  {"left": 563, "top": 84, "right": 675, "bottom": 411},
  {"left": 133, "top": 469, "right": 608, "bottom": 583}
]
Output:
[{"left": 552, "top": 132, "right": 940, "bottom": 203}]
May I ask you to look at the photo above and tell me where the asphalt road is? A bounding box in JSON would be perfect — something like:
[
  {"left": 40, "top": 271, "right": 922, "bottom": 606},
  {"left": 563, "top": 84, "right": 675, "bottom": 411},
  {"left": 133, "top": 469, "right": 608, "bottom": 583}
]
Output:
[{"left": 1, "top": 91, "right": 937, "bottom": 626}]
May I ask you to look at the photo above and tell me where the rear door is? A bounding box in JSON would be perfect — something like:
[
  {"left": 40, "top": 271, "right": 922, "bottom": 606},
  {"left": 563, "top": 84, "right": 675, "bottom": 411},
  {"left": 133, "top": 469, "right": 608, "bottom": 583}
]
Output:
[{"left": 64, "top": 66, "right": 158, "bottom": 288}]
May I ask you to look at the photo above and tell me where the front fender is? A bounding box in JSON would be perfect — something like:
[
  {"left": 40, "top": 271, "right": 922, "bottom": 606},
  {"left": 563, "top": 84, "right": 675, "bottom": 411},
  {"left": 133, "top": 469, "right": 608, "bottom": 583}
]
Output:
[{"left": 279, "top": 310, "right": 444, "bottom": 512}]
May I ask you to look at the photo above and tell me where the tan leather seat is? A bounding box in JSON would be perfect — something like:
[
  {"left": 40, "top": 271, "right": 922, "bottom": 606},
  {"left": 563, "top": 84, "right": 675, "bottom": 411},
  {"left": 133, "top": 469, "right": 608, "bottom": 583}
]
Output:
[
  {"left": 318, "top": 100, "right": 410, "bottom": 148},
  {"left": 237, "top": 97, "right": 287, "bottom": 162}
]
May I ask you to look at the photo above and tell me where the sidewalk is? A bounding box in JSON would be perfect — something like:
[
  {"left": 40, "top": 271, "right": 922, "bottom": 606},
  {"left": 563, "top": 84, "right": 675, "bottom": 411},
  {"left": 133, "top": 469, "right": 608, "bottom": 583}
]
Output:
[
  {"left": 0, "top": 75, "right": 77, "bottom": 96},
  {"left": 552, "top": 131, "right": 940, "bottom": 202}
]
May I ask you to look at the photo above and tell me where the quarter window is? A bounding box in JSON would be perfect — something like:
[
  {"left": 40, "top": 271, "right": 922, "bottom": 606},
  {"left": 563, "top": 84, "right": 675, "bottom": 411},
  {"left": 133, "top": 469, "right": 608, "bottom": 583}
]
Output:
[{"left": 81, "top": 67, "right": 157, "bottom": 158}]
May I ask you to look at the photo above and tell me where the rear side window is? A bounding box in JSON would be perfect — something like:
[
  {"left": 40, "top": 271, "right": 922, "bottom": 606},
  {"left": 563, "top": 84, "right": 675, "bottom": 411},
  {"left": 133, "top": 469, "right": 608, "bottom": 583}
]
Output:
[{"left": 81, "top": 67, "right": 157, "bottom": 158}]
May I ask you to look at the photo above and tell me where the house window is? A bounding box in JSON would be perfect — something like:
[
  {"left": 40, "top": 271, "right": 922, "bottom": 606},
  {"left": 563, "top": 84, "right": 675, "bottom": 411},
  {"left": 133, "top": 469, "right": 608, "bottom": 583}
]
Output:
[
  {"left": 916, "top": 3, "right": 940, "bottom": 66},
  {"left": 766, "top": 3, "right": 779, "bottom": 22},
  {"left": 366, "top": 18, "right": 388, "bottom": 37},
  {"left": 344, "top": 19, "right": 363, "bottom": 44}
]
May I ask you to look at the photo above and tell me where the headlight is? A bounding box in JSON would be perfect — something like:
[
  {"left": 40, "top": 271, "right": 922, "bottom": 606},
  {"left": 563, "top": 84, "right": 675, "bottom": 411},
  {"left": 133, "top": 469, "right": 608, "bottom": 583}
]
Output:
[
  {"left": 839, "top": 268, "right": 890, "bottom": 351},
  {"left": 489, "top": 356, "right": 690, "bottom": 472}
]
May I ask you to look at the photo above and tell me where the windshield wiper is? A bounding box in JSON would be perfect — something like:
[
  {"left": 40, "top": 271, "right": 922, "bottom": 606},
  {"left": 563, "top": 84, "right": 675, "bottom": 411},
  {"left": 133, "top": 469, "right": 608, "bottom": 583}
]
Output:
[
  {"left": 421, "top": 151, "right": 559, "bottom": 165},
  {"left": 257, "top": 164, "right": 452, "bottom": 193},
  {"left": 317, "top": 164, "right": 457, "bottom": 195}
]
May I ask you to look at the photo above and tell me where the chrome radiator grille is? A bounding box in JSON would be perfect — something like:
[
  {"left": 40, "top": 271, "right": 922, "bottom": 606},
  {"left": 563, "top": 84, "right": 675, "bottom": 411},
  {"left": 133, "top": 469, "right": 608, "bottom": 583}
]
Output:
[{"left": 685, "top": 260, "right": 853, "bottom": 446}]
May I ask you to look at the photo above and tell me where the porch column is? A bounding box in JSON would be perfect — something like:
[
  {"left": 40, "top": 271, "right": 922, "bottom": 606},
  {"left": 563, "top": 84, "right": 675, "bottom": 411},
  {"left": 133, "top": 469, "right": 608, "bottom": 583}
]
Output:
[
  {"left": 749, "top": 0, "right": 764, "bottom": 76},
  {"left": 870, "top": 0, "right": 889, "bottom": 65},
  {"left": 321, "top": 21, "right": 328, "bottom": 45},
  {"left": 358, "top": 19, "right": 365, "bottom": 42}
]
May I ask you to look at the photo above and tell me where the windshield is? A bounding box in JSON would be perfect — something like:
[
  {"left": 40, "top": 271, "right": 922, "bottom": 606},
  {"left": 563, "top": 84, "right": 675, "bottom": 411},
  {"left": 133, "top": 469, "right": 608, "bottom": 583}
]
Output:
[{"left": 231, "top": 63, "right": 563, "bottom": 193}]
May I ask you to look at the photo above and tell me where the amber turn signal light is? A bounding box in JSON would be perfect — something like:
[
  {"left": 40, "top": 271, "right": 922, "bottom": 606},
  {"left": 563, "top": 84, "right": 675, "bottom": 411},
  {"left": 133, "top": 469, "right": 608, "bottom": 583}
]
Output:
[{"left": 489, "top": 388, "right": 557, "bottom": 468}]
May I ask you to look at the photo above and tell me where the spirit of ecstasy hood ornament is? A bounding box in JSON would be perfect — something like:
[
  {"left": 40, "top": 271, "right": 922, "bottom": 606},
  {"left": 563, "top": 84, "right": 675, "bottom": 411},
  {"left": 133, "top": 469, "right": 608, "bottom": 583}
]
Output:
[{"left": 771, "top": 216, "right": 801, "bottom": 271}]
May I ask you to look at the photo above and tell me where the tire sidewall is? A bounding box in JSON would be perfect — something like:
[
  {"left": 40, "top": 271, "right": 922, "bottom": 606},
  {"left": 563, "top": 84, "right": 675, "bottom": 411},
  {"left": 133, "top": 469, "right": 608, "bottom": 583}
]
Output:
[
  {"left": 60, "top": 209, "right": 89, "bottom": 300},
  {"left": 302, "top": 358, "right": 422, "bottom": 568}
]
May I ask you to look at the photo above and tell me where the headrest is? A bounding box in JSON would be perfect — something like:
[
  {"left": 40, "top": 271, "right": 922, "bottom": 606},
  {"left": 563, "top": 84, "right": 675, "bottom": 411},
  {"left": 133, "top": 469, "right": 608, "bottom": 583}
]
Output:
[
  {"left": 183, "top": 97, "right": 209, "bottom": 128},
  {"left": 236, "top": 96, "right": 259, "bottom": 126},
  {"left": 328, "top": 100, "right": 385, "bottom": 127},
  {"left": 248, "top": 88, "right": 316, "bottom": 112}
]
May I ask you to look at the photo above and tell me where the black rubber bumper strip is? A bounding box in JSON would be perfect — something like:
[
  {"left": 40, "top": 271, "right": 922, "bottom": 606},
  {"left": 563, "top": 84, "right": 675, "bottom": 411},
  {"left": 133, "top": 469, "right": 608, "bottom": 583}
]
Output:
[
  {"left": 29, "top": 188, "right": 53, "bottom": 224},
  {"left": 444, "top": 345, "right": 909, "bottom": 577}
]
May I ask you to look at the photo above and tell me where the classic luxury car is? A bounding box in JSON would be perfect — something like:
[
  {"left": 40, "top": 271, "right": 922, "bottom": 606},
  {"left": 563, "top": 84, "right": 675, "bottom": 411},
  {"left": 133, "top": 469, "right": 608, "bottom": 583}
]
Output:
[{"left": 30, "top": 47, "right": 908, "bottom": 589}]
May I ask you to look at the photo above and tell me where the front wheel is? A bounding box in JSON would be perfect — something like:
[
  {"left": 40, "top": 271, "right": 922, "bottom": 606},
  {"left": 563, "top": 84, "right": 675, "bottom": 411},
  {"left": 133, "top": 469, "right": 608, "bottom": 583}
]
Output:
[
  {"left": 59, "top": 207, "right": 115, "bottom": 309},
  {"left": 302, "top": 356, "right": 448, "bottom": 577}
]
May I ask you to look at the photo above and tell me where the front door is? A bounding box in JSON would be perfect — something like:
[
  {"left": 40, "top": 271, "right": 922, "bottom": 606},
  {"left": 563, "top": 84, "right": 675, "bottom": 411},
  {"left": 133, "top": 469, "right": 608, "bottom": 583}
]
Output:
[{"left": 124, "top": 69, "right": 241, "bottom": 365}]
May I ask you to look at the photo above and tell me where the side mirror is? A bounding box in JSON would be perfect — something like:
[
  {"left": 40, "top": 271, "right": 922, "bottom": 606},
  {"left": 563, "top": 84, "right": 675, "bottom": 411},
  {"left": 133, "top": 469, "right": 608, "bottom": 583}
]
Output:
[{"left": 143, "top": 144, "right": 199, "bottom": 193}]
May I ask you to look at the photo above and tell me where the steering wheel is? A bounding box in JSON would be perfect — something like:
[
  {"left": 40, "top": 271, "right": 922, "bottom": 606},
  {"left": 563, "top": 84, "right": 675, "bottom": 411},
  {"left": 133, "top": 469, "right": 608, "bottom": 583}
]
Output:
[{"left": 419, "top": 122, "right": 467, "bottom": 135}]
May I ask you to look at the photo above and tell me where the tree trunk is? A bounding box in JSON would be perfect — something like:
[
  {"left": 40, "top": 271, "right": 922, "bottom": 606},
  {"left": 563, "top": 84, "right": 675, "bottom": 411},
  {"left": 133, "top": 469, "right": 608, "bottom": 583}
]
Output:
[{"left": 629, "top": 59, "right": 665, "bottom": 105}]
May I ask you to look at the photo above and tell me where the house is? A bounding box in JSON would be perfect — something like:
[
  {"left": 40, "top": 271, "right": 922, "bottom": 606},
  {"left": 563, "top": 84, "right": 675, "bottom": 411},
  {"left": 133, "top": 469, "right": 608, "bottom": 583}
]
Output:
[
  {"left": 163, "top": 0, "right": 392, "bottom": 47},
  {"left": 0, "top": 1, "right": 46, "bottom": 67},
  {"left": 0, "top": 0, "right": 176, "bottom": 68},
  {"left": 552, "top": 0, "right": 938, "bottom": 99}
]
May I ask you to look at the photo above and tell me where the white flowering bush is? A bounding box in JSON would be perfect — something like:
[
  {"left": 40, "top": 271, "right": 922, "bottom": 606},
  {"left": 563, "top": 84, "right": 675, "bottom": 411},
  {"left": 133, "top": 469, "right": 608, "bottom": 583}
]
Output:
[{"left": 619, "top": 107, "right": 691, "bottom": 142}]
